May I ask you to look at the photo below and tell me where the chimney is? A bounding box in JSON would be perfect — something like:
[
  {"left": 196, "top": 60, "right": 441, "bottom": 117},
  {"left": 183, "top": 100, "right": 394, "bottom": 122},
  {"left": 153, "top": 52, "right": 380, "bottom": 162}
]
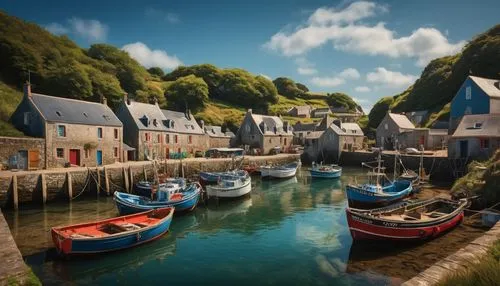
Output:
[
  {"left": 247, "top": 109, "right": 252, "bottom": 114},
  {"left": 153, "top": 97, "right": 159, "bottom": 106},
  {"left": 102, "top": 96, "right": 108, "bottom": 106},
  {"left": 124, "top": 93, "right": 130, "bottom": 105},
  {"left": 200, "top": 120, "right": 205, "bottom": 130},
  {"left": 23, "top": 81, "right": 32, "bottom": 98},
  {"left": 283, "top": 121, "right": 290, "bottom": 132}
]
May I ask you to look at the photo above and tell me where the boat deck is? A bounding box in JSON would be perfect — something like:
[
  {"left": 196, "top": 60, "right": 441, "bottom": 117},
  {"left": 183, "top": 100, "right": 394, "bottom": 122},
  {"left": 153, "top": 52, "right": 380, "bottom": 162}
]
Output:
[{"left": 372, "top": 211, "right": 450, "bottom": 222}]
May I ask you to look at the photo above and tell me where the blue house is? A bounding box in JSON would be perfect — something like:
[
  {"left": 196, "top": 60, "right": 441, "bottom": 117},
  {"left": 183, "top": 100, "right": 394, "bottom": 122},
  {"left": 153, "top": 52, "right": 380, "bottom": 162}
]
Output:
[{"left": 449, "top": 76, "right": 500, "bottom": 134}]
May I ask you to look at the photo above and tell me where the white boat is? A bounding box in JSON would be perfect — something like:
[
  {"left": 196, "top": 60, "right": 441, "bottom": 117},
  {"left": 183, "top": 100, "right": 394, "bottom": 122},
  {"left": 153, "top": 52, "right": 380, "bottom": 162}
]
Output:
[
  {"left": 260, "top": 161, "right": 300, "bottom": 179},
  {"left": 206, "top": 174, "right": 252, "bottom": 198}
]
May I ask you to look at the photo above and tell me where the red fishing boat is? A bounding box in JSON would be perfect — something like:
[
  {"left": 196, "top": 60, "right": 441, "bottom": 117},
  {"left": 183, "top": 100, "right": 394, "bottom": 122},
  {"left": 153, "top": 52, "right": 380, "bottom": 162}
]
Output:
[{"left": 346, "top": 198, "right": 467, "bottom": 241}]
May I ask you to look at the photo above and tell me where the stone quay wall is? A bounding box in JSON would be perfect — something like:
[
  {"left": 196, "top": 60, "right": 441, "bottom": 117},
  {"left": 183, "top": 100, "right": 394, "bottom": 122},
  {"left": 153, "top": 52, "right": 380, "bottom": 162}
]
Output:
[
  {"left": 0, "top": 154, "right": 299, "bottom": 209},
  {"left": 0, "top": 136, "right": 46, "bottom": 170}
]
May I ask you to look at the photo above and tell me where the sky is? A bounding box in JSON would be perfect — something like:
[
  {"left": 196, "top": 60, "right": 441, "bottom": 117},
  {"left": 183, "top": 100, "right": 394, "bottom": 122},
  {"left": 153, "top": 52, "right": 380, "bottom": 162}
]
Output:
[{"left": 2, "top": 0, "right": 499, "bottom": 112}]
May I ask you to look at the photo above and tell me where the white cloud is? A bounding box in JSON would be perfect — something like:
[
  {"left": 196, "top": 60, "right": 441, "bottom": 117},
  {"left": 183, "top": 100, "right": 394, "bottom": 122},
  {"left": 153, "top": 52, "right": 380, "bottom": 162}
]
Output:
[
  {"left": 68, "top": 18, "right": 108, "bottom": 42},
  {"left": 264, "top": 1, "right": 465, "bottom": 66},
  {"left": 45, "top": 23, "right": 69, "bottom": 35},
  {"left": 259, "top": 74, "right": 272, "bottom": 80},
  {"left": 354, "top": 86, "right": 371, "bottom": 92},
  {"left": 122, "top": 42, "right": 183, "bottom": 70},
  {"left": 145, "top": 8, "right": 180, "bottom": 24},
  {"left": 297, "top": 67, "right": 318, "bottom": 75},
  {"left": 44, "top": 18, "right": 108, "bottom": 42},
  {"left": 339, "top": 68, "right": 360, "bottom": 79},
  {"left": 310, "top": 76, "right": 345, "bottom": 87},
  {"left": 366, "top": 67, "right": 417, "bottom": 87},
  {"left": 353, "top": 97, "right": 370, "bottom": 104}
]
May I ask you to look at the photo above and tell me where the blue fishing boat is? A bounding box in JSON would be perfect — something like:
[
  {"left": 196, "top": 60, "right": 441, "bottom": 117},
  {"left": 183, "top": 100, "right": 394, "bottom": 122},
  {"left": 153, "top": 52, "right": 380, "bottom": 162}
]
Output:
[
  {"left": 199, "top": 170, "right": 247, "bottom": 183},
  {"left": 135, "top": 178, "right": 186, "bottom": 198},
  {"left": 114, "top": 183, "right": 202, "bottom": 215},
  {"left": 345, "top": 151, "right": 412, "bottom": 205},
  {"left": 309, "top": 162, "right": 342, "bottom": 179},
  {"left": 51, "top": 207, "right": 174, "bottom": 255}
]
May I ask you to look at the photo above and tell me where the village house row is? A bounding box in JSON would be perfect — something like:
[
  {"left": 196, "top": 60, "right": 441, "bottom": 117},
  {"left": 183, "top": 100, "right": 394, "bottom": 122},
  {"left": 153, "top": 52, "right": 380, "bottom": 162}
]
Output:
[{"left": 2, "top": 83, "right": 294, "bottom": 170}]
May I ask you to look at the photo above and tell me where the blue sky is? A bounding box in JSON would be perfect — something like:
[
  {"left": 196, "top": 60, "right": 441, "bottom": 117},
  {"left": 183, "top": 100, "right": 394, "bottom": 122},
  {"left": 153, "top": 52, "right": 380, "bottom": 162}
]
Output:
[{"left": 2, "top": 0, "right": 499, "bottom": 112}]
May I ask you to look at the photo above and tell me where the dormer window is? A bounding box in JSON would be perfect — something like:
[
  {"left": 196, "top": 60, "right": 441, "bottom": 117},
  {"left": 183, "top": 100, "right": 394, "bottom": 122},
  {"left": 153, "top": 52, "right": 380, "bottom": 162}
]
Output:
[
  {"left": 474, "top": 122, "right": 483, "bottom": 129},
  {"left": 56, "top": 111, "right": 62, "bottom": 117},
  {"left": 153, "top": 119, "right": 158, "bottom": 126},
  {"left": 83, "top": 112, "right": 88, "bottom": 117}
]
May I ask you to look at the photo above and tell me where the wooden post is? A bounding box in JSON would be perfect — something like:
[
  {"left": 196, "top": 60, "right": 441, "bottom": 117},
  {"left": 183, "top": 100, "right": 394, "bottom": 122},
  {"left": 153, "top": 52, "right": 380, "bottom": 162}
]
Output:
[
  {"left": 41, "top": 173, "right": 47, "bottom": 204},
  {"left": 66, "top": 172, "right": 73, "bottom": 200},
  {"left": 104, "top": 167, "right": 110, "bottom": 195},
  {"left": 128, "top": 167, "right": 134, "bottom": 191},
  {"left": 96, "top": 168, "right": 101, "bottom": 196},
  {"left": 143, "top": 165, "right": 147, "bottom": 181},
  {"left": 12, "top": 175, "right": 18, "bottom": 211},
  {"left": 122, "top": 167, "right": 129, "bottom": 193}
]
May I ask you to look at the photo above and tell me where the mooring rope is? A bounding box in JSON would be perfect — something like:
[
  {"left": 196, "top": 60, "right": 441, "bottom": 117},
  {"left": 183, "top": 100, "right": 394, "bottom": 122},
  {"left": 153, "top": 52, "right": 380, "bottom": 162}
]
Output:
[{"left": 70, "top": 168, "right": 92, "bottom": 200}]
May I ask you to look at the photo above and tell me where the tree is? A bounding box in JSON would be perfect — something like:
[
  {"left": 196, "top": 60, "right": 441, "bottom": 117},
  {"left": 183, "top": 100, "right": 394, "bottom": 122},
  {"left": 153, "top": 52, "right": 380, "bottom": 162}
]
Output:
[
  {"left": 296, "top": 82, "right": 309, "bottom": 92},
  {"left": 368, "top": 96, "right": 394, "bottom": 129},
  {"left": 272, "top": 77, "right": 304, "bottom": 98},
  {"left": 147, "top": 67, "right": 165, "bottom": 77},
  {"left": 165, "top": 75, "right": 209, "bottom": 113},
  {"left": 326, "top": 92, "right": 359, "bottom": 112}
]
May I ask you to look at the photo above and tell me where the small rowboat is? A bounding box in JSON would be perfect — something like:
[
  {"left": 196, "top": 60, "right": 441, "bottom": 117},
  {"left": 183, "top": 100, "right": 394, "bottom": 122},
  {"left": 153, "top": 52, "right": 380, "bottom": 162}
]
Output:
[
  {"left": 199, "top": 170, "right": 247, "bottom": 183},
  {"left": 206, "top": 173, "right": 252, "bottom": 198},
  {"left": 114, "top": 183, "right": 202, "bottom": 215},
  {"left": 346, "top": 180, "right": 412, "bottom": 204},
  {"left": 260, "top": 161, "right": 300, "bottom": 179},
  {"left": 51, "top": 207, "right": 174, "bottom": 255},
  {"left": 346, "top": 198, "right": 467, "bottom": 241},
  {"left": 309, "top": 162, "right": 342, "bottom": 179}
]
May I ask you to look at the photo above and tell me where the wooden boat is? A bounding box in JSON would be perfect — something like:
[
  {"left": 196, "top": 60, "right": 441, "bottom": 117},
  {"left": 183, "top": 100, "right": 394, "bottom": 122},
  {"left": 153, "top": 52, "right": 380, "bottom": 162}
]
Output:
[
  {"left": 114, "top": 183, "right": 202, "bottom": 215},
  {"left": 199, "top": 170, "right": 247, "bottom": 183},
  {"left": 206, "top": 173, "right": 252, "bottom": 198},
  {"left": 309, "top": 162, "right": 342, "bottom": 179},
  {"left": 345, "top": 151, "right": 411, "bottom": 205},
  {"left": 51, "top": 207, "right": 174, "bottom": 255},
  {"left": 260, "top": 161, "right": 300, "bottom": 179},
  {"left": 346, "top": 198, "right": 467, "bottom": 241},
  {"left": 135, "top": 178, "right": 186, "bottom": 198}
]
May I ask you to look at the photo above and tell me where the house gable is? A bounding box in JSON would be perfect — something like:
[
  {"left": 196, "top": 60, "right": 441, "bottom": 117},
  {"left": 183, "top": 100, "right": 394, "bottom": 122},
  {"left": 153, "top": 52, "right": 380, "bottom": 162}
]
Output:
[{"left": 450, "top": 76, "right": 491, "bottom": 119}]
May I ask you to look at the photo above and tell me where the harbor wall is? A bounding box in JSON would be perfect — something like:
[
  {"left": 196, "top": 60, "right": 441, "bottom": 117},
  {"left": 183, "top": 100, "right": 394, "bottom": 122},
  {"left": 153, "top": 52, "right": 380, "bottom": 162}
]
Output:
[{"left": 0, "top": 154, "right": 299, "bottom": 209}]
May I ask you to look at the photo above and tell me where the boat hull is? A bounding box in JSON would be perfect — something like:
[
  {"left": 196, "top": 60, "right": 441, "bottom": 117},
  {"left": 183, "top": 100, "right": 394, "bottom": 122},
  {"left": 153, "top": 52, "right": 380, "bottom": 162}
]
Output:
[
  {"left": 346, "top": 208, "right": 464, "bottom": 241},
  {"left": 52, "top": 208, "right": 173, "bottom": 255},
  {"left": 310, "top": 169, "right": 342, "bottom": 178},
  {"left": 206, "top": 179, "right": 252, "bottom": 198},
  {"left": 345, "top": 180, "right": 412, "bottom": 204},
  {"left": 114, "top": 185, "right": 201, "bottom": 215}
]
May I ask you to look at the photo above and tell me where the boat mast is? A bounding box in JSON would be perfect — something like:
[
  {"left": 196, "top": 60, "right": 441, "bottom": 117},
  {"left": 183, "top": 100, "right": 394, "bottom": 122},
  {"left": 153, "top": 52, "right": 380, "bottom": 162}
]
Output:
[
  {"left": 419, "top": 144, "right": 424, "bottom": 184},
  {"left": 376, "top": 150, "right": 382, "bottom": 188}
]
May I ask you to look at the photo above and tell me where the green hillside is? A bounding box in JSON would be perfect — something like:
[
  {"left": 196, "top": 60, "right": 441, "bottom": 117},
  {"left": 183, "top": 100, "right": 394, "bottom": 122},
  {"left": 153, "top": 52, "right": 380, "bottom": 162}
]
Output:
[
  {"left": 367, "top": 24, "right": 500, "bottom": 129},
  {"left": 0, "top": 10, "right": 362, "bottom": 136}
]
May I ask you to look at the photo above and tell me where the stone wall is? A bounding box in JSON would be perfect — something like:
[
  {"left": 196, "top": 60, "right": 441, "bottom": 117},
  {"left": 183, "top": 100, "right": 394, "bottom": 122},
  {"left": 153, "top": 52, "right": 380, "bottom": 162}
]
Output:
[
  {"left": 262, "top": 135, "right": 293, "bottom": 155},
  {"left": 0, "top": 154, "right": 299, "bottom": 208},
  {"left": 137, "top": 130, "right": 208, "bottom": 160},
  {"left": 208, "top": 136, "right": 231, "bottom": 148},
  {"left": 45, "top": 123, "right": 122, "bottom": 168},
  {"left": 0, "top": 136, "right": 45, "bottom": 170}
]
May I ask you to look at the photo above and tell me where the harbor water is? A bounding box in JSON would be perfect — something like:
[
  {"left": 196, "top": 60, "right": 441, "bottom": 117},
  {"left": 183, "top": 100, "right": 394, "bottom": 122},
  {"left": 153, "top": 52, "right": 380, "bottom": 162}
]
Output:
[{"left": 3, "top": 167, "right": 486, "bottom": 285}]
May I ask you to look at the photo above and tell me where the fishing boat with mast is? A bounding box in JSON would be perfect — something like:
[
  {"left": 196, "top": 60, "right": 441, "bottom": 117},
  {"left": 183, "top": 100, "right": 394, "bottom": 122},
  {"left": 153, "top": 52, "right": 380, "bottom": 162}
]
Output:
[
  {"left": 345, "top": 150, "right": 412, "bottom": 205},
  {"left": 206, "top": 171, "right": 252, "bottom": 198},
  {"left": 309, "top": 162, "right": 342, "bottom": 179}
]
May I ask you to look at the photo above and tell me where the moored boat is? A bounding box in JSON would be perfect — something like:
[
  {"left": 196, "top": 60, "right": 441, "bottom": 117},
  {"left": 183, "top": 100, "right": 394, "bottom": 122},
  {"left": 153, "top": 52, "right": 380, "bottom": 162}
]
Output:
[
  {"left": 199, "top": 170, "right": 247, "bottom": 183},
  {"left": 135, "top": 178, "right": 186, "bottom": 198},
  {"left": 114, "top": 183, "right": 202, "bottom": 215},
  {"left": 206, "top": 173, "right": 252, "bottom": 198},
  {"left": 309, "top": 162, "right": 342, "bottom": 179},
  {"left": 51, "top": 207, "right": 174, "bottom": 255},
  {"left": 346, "top": 198, "right": 467, "bottom": 241},
  {"left": 260, "top": 161, "right": 300, "bottom": 179}
]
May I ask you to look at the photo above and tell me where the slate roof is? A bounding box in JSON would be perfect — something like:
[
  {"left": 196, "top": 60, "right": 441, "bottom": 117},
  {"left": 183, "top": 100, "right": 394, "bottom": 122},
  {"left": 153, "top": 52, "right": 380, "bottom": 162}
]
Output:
[
  {"left": 161, "top": 109, "right": 204, "bottom": 135},
  {"left": 452, "top": 114, "right": 500, "bottom": 138},
  {"left": 205, "top": 125, "right": 230, "bottom": 138},
  {"left": 225, "top": 131, "right": 235, "bottom": 138},
  {"left": 327, "top": 123, "right": 346, "bottom": 135},
  {"left": 250, "top": 114, "right": 292, "bottom": 135},
  {"left": 341, "top": 123, "right": 364, "bottom": 136},
  {"left": 124, "top": 101, "right": 167, "bottom": 131},
  {"left": 388, "top": 113, "right": 415, "bottom": 129},
  {"left": 30, "top": 93, "right": 122, "bottom": 127},
  {"left": 293, "top": 122, "right": 317, "bottom": 132},
  {"left": 305, "top": 131, "right": 323, "bottom": 139},
  {"left": 469, "top": 76, "right": 500, "bottom": 98}
]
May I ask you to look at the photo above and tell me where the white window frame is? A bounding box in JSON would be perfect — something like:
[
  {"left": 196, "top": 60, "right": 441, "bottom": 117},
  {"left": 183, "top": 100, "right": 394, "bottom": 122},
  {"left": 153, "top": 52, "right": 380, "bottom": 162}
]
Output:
[
  {"left": 56, "top": 125, "right": 66, "bottom": 138},
  {"left": 56, "top": 148, "right": 64, "bottom": 159},
  {"left": 97, "top": 127, "right": 103, "bottom": 139},
  {"left": 465, "top": 86, "right": 471, "bottom": 100}
]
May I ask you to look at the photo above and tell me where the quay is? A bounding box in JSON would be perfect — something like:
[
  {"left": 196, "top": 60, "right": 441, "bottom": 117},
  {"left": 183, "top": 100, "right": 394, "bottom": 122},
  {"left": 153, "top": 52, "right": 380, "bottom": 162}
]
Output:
[{"left": 0, "top": 154, "right": 299, "bottom": 209}]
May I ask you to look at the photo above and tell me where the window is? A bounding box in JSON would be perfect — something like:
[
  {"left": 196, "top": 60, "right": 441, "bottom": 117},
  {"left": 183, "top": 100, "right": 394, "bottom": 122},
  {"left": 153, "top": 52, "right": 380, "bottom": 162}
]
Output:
[
  {"left": 57, "top": 125, "right": 66, "bottom": 137},
  {"left": 465, "top": 86, "right": 472, "bottom": 100},
  {"left": 97, "top": 127, "right": 103, "bottom": 139},
  {"left": 158, "top": 134, "right": 162, "bottom": 143},
  {"left": 284, "top": 138, "right": 287, "bottom": 145},
  {"left": 56, "top": 148, "right": 64, "bottom": 158},
  {"left": 174, "top": 135, "right": 178, "bottom": 144},
  {"left": 23, "top": 112, "right": 31, "bottom": 125},
  {"left": 85, "top": 149, "right": 89, "bottom": 158},
  {"left": 188, "top": 135, "right": 192, "bottom": 144},
  {"left": 480, "top": 139, "right": 490, "bottom": 149},
  {"left": 114, "top": 147, "right": 119, "bottom": 158},
  {"left": 114, "top": 129, "right": 119, "bottom": 139},
  {"left": 465, "top": 106, "right": 472, "bottom": 115},
  {"left": 384, "top": 123, "right": 388, "bottom": 130},
  {"left": 166, "top": 134, "right": 170, "bottom": 144},
  {"left": 280, "top": 137, "right": 283, "bottom": 144},
  {"left": 145, "top": 133, "right": 150, "bottom": 142}
]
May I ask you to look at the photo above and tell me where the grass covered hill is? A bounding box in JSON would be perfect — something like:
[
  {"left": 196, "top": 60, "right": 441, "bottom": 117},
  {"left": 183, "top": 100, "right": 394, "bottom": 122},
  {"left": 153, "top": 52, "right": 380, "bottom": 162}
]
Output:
[
  {"left": 0, "top": 10, "right": 362, "bottom": 135},
  {"left": 367, "top": 24, "right": 500, "bottom": 130}
]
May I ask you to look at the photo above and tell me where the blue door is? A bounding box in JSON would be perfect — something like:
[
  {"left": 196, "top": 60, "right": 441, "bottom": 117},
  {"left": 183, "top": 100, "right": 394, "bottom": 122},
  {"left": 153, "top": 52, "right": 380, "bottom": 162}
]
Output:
[{"left": 97, "top": 150, "right": 103, "bottom": 166}]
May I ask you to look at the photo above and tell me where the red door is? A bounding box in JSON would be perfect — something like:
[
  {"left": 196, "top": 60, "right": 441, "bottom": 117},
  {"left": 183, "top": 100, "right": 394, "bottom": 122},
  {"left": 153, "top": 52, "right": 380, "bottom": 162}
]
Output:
[{"left": 69, "top": 149, "right": 80, "bottom": 166}]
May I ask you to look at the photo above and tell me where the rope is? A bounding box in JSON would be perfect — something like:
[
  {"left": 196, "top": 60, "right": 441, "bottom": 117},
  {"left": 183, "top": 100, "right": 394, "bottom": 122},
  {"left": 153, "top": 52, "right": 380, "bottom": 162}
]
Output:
[
  {"left": 70, "top": 168, "right": 92, "bottom": 200},
  {"left": 464, "top": 201, "right": 500, "bottom": 220}
]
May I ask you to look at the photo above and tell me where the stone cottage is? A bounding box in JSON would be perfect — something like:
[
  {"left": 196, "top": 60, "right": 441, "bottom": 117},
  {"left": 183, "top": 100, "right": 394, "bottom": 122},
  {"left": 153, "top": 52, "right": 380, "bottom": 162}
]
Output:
[
  {"left": 311, "top": 107, "right": 331, "bottom": 118},
  {"left": 10, "top": 83, "right": 123, "bottom": 168},
  {"left": 116, "top": 96, "right": 207, "bottom": 161},
  {"left": 449, "top": 76, "right": 500, "bottom": 134},
  {"left": 448, "top": 114, "right": 500, "bottom": 160},
  {"left": 287, "top": 105, "right": 311, "bottom": 118},
  {"left": 204, "top": 125, "right": 233, "bottom": 148},
  {"left": 232, "top": 109, "right": 293, "bottom": 155},
  {"left": 376, "top": 113, "right": 416, "bottom": 150},
  {"left": 292, "top": 115, "right": 333, "bottom": 145}
]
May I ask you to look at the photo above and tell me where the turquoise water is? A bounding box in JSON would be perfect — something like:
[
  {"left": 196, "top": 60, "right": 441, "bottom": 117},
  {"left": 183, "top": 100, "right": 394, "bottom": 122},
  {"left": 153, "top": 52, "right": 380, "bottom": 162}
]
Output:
[{"left": 6, "top": 168, "right": 404, "bottom": 285}]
